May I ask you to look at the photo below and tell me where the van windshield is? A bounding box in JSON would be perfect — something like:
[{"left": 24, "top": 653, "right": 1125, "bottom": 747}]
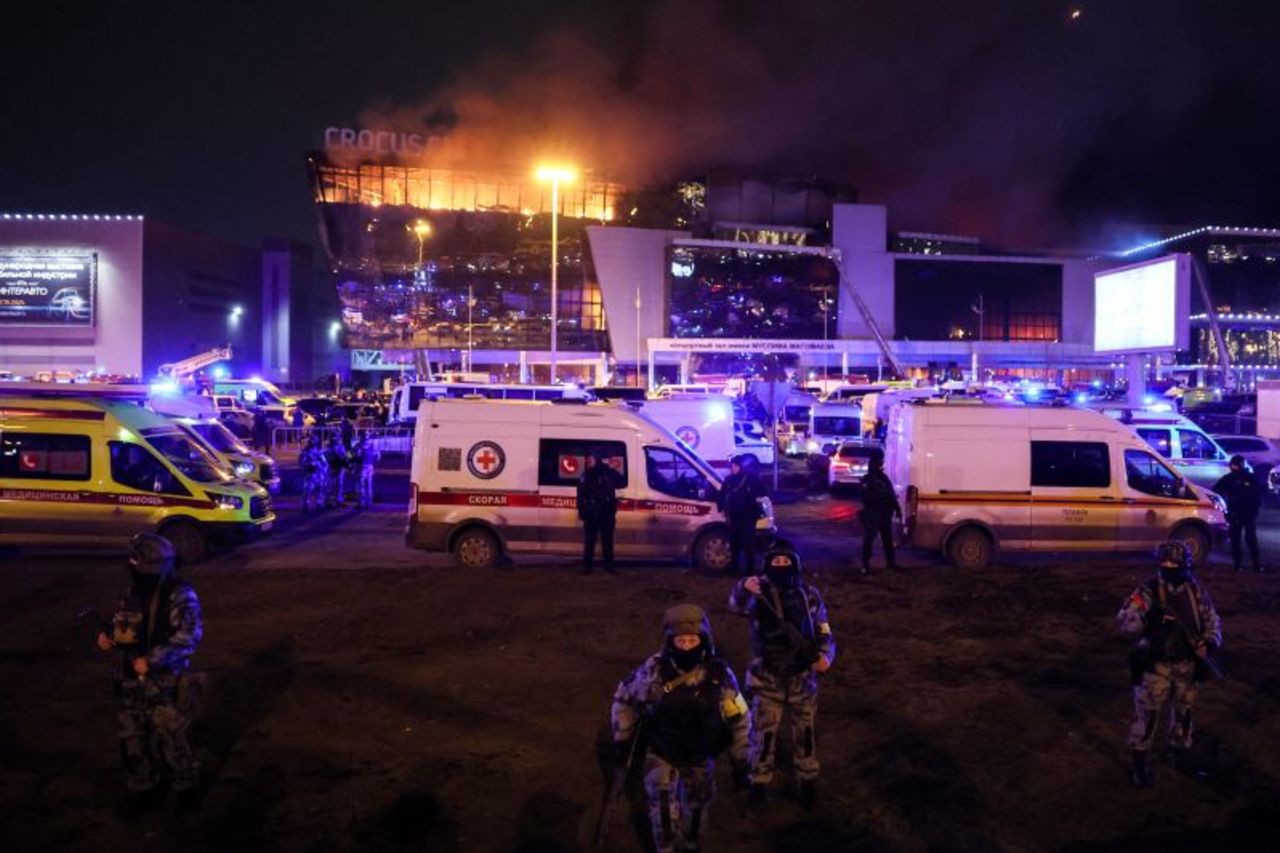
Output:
[
  {"left": 145, "top": 432, "right": 230, "bottom": 483},
  {"left": 191, "top": 421, "right": 250, "bottom": 455},
  {"left": 813, "top": 416, "right": 861, "bottom": 436}
]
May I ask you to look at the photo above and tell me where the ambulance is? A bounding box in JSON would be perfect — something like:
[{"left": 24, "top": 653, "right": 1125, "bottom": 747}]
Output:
[
  {"left": 406, "top": 399, "right": 776, "bottom": 569},
  {"left": 174, "top": 417, "right": 281, "bottom": 493},
  {"left": 627, "top": 397, "right": 737, "bottom": 473},
  {"left": 885, "top": 399, "right": 1227, "bottom": 569},
  {"left": 0, "top": 393, "right": 274, "bottom": 562},
  {"left": 806, "top": 401, "right": 863, "bottom": 455}
]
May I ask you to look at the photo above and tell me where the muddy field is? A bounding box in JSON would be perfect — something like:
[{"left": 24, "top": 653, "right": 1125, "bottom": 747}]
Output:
[{"left": 3, "top": 467, "right": 1280, "bottom": 852}]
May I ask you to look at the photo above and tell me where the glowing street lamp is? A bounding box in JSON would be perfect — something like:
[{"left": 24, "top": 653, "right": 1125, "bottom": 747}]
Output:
[
  {"left": 412, "top": 220, "right": 432, "bottom": 265},
  {"left": 535, "top": 164, "right": 577, "bottom": 382}
]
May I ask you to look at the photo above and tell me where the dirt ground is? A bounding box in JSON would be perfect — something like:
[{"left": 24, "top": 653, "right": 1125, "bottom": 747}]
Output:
[{"left": 3, "top": 464, "right": 1280, "bottom": 853}]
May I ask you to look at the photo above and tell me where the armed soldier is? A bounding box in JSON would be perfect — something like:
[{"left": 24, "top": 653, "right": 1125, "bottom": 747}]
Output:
[
  {"left": 94, "top": 534, "right": 204, "bottom": 810},
  {"left": 1213, "top": 454, "right": 1264, "bottom": 573},
  {"left": 578, "top": 448, "right": 624, "bottom": 574},
  {"left": 1116, "top": 540, "right": 1223, "bottom": 787},
  {"left": 859, "top": 448, "right": 901, "bottom": 573},
  {"left": 300, "top": 432, "right": 329, "bottom": 512},
  {"left": 728, "top": 545, "right": 836, "bottom": 808},
  {"left": 718, "top": 455, "right": 765, "bottom": 577},
  {"left": 609, "top": 604, "right": 751, "bottom": 853}
]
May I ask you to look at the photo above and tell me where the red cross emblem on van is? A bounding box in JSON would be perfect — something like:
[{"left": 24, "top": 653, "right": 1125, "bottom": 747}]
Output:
[{"left": 467, "top": 441, "right": 506, "bottom": 479}]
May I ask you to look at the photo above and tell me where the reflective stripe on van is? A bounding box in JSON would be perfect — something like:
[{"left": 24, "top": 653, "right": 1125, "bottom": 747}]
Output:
[
  {"left": 918, "top": 493, "right": 1212, "bottom": 511},
  {"left": 415, "top": 490, "right": 712, "bottom": 516},
  {"left": 0, "top": 487, "right": 216, "bottom": 510}
]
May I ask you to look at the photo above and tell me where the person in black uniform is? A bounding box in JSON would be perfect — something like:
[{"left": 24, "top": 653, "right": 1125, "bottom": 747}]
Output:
[
  {"left": 718, "top": 455, "right": 764, "bottom": 576},
  {"left": 859, "top": 448, "right": 902, "bottom": 573},
  {"left": 578, "top": 448, "right": 624, "bottom": 574},
  {"left": 1213, "top": 454, "right": 1264, "bottom": 573}
]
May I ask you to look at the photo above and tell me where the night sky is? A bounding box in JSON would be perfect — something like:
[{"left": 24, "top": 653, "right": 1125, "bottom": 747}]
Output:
[{"left": 3, "top": 0, "right": 1278, "bottom": 251}]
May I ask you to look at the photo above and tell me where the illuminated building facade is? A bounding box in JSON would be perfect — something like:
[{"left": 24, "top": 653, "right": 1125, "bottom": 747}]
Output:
[
  {"left": 1113, "top": 226, "right": 1280, "bottom": 377},
  {"left": 308, "top": 147, "right": 1115, "bottom": 383},
  {"left": 0, "top": 214, "right": 333, "bottom": 383}
]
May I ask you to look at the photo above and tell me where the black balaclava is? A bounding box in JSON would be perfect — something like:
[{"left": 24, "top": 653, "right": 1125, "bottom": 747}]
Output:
[
  {"left": 667, "top": 637, "right": 706, "bottom": 672},
  {"left": 763, "top": 549, "right": 801, "bottom": 590}
]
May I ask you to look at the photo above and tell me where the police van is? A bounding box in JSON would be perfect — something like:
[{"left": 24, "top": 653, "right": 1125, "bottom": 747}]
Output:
[
  {"left": 885, "top": 399, "right": 1227, "bottom": 569},
  {"left": 1092, "top": 405, "right": 1232, "bottom": 489},
  {"left": 0, "top": 393, "right": 274, "bottom": 562},
  {"left": 406, "top": 399, "right": 775, "bottom": 570}
]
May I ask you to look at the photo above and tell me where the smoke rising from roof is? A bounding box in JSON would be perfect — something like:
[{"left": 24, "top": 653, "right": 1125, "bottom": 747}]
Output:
[{"left": 361, "top": 0, "right": 1280, "bottom": 247}]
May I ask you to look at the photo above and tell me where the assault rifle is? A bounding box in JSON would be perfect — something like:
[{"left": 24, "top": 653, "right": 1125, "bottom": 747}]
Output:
[
  {"left": 595, "top": 719, "right": 645, "bottom": 849},
  {"left": 759, "top": 584, "right": 822, "bottom": 668}
]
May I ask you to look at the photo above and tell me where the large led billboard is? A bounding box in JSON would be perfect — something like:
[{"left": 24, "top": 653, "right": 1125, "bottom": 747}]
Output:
[
  {"left": 1093, "top": 254, "right": 1190, "bottom": 354},
  {"left": 0, "top": 251, "right": 96, "bottom": 326}
]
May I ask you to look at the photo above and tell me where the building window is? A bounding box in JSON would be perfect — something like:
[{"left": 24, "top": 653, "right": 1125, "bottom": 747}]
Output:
[{"left": 894, "top": 259, "right": 1062, "bottom": 343}]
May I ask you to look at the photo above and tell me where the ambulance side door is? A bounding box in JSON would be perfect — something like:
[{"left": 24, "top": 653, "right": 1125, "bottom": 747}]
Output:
[
  {"left": 535, "top": 433, "right": 631, "bottom": 556},
  {"left": 638, "top": 445, "right": 720, "bottom": 558}
]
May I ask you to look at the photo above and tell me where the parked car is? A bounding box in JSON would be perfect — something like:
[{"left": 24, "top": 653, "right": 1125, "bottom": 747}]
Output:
[
  {"left": 1212, "top": 434, "right": 1280, "bottom": 496},
  {"left": 828, "top": 440, "right": 880, "bottom": 491}
]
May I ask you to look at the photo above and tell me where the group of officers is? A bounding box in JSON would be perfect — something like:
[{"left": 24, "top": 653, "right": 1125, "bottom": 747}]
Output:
[
  {"left": 89, "top": 449, "right": 1240, "bottom": 848},
  {"left": 299, "top": 429, "right": 382, "bottom": 511}
]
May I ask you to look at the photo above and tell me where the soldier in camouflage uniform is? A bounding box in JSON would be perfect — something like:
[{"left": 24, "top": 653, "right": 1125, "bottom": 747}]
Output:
[
  {"left": 300, "top": 433, "right": 328, "bottom": 511},
  {"left": 326, "top": 433, "right": 349, "bottom": 507},
  {"left": 610, "top": 604, "right": 751, "bottom": 853},
  {"left": 356, "top": 435, "right": 381, "bottom": 508},
  {"left": 95, "top": 534, "right": 204, "bottom": 809},
  {"left": 1116, "top": 540, "right": 1223, "bottom": 787},
  {"left": 728, "top": 545, "right": 836, "bottom": 808}
]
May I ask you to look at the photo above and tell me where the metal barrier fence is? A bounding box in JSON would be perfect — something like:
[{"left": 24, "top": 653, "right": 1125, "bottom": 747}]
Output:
[{"left": 271, "top": 425, "right": 415, "bottom": 455}]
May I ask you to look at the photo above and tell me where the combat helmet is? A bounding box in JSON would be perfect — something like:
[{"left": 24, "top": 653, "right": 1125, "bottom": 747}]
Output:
[{"left": 129, "top": 533, "right": 176, "bottom": 576}]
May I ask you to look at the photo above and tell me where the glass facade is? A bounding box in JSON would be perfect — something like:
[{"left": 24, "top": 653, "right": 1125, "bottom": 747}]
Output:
[
  {"left": 667, "top": 245, "right": 838, "bottom": 339},
  {"left": 893, "top": 259, "right": 1062, "bottom": 342},
  {"left": 312, "top": 159, "right": 616, "bottom": 352}
]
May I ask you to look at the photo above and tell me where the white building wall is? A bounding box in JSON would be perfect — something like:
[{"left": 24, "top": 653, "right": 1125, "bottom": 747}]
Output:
[
  {"left": 586, "top": 225, "right": 690, "bottom": 362},
  {"left": 0, "top": 215, "right": 145, "bottom": 376},
  {"left": 831, "top": 204, "right": 895, "bottom": 340}
]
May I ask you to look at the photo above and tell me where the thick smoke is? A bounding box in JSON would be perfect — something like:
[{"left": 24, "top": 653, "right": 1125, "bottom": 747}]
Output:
[{"left": 359, "top": 0, "right": 1277, "bottom": 247}]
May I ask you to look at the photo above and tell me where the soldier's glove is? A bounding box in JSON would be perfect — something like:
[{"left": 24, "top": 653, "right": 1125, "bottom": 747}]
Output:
[{"left": 732, "top": 763, "right": 751, "bottom": 791}]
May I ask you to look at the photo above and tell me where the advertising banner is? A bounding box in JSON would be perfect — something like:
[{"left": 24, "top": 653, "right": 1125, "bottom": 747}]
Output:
[{"left": 0, "top": 252, "right": 96, "bottom": 326}]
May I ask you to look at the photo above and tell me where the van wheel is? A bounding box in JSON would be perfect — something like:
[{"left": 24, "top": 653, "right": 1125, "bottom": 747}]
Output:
[
  {"left": 692, "top": 529, "right": 733, "bottom": 573},
  {"left": 452, "top": 528, "right": 499, "bottom": 569},
  {"left": 947, "top": 527, "right": 991, "bottom": 570},
  {"left": 162, "top": 522, "right": 207, "bottom": 565},
  {"left": 1171, "top": 525, "right": 1210, "bottom": 567}
]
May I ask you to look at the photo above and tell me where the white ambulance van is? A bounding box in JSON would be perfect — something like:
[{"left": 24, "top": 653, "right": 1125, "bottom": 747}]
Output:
[
  {"left": 406, "top": 399, "right": 775, "bottom": 569},
  {"left": 628, "top": 397, "right": 736, "bottom": 474},
  {"left": 0, "top": 393, "right": 274, "bottom": 562},
  {"left": 885, "top": 400, "right": 1227, "bottom": 569},
  {"left": 807, "top": 401, "right": 863, "bottom": 455}
]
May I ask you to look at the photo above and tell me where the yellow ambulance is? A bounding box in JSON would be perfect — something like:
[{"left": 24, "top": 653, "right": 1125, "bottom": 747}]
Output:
[{"left": 0, "top": 393, "right": 274, "bottom": 562}]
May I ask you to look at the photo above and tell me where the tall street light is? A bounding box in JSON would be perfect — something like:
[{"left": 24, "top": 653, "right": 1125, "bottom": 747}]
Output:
[{"left": 535, "top": 164, "right": 576, "bottom": 383}]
